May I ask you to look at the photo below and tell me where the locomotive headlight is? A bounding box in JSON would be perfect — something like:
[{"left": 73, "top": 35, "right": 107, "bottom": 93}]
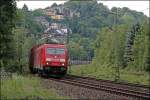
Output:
[
  {"left": 46, "top": 58, "right": 52, "bottom": 61},
  {"left": 60, "top": 59, "right": 65, "bottom": 62},
  {"left": 46, "top": 62, "right": 49, "bottom": 65},
  {"left": 62, "top": 63, "right": 65, "bottom": 66}
]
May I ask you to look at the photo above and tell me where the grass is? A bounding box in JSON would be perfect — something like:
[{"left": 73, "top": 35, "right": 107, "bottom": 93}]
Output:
[
  {"left": 69, "top": 64, "right": 150, "bottom": 85},
  {"left": 1, "top": 74, "right": 67, "bottom": 100}
]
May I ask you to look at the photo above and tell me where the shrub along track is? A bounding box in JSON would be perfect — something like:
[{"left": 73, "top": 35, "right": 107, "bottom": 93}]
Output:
[{"left": 47, "top": 74, "right": 150, "bottom": 100}]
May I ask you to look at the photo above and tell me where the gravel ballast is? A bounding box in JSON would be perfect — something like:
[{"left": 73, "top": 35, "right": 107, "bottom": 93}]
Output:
[{"left": 41, "top": 78, "right": 138, "bottom": 100}]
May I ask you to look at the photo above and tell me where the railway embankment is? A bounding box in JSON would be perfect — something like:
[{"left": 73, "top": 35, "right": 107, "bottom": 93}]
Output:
[
  {"left": 69, "top": 64, "right": 150, "bottom": 86},
  {"left": 1, "top": 71, "right": 149, "bottom": 99},
  {"left": 41, "top": 75, "right": 149, "bottom": 100},
  {"left": 0, "top": 72, "right": 67, "bottom": 99}
]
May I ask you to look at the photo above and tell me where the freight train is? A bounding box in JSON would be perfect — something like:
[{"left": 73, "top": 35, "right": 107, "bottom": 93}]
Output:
[{"left": 29, "top": 43, "right": 69, "bottom": 77}]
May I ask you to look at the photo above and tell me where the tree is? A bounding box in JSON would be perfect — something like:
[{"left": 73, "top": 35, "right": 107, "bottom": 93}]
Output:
[
  {"left": 124, "top": 23, "right": 141, "bottom": 67},
  {"left": 51, "top": 3, "right": 57, "bottom": 7},
  {"left": 22, "top": 4, "right": 28, "bottom": 11},
  {"left": 129, "top": 21, "right": 150, "bottom": 71},
  {"left": 13, "top": 27, "right": 36, "bottom": 73},
  {"left": 94, "top": 24, "right": 129, "bottom": 68},
  {"left": 0, "top": 0, "right": 16, "bottom": 71}
]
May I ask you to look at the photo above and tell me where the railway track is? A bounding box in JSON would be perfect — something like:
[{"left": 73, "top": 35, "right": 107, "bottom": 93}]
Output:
[
  {"left": 66, "top": 75, "right": 150, "bottom": 91},
  {"left": 50, "top": 75, "right": 150, "bottom": 100}
]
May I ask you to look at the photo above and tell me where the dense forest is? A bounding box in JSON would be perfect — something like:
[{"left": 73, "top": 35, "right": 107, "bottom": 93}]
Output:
[
  {"left": 0, "top": 0, "right": 149, "bottom": 74},
  {"left": 94, "top": 21, "right": 149, "bottom": 72}
]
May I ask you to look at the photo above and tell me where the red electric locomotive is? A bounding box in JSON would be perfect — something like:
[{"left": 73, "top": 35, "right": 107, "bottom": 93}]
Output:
[{"left": 29, "top": 43, "right": 69, "bottom": 77}]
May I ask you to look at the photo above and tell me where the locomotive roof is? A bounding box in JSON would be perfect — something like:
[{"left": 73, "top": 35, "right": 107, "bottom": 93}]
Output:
[
  {"left": 31, "top": 43, "right": 66, "bottom": 50},
  {"left": 43, "top": 43, "right": 66, "bottom": 47}
]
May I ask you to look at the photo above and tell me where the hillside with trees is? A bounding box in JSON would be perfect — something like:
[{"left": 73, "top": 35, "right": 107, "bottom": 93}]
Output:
[
  {"left": 1, "top": 1, "right": 150, "bottom": 100},
  {"left": 93, "top": 21, "right": 149, "bottom": 71},
  {"left": 61, "top": 0, "right": 148, "bottom": 61},
  {"left": 0, "top": 0, "right": 149, "bottom": 75}
]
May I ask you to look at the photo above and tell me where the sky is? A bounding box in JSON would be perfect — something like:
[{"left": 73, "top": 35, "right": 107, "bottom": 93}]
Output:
[{"left": 16, "top": 0, "right": 149, "bottom": 17}]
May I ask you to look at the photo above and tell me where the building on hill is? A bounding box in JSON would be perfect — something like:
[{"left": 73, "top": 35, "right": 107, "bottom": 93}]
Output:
[
  {"left": 51, "top": 15, "right": 64, "bottom": 20},
  {"left": 41, "top": 21, "right": 72, "bottom": 44},
  {"left": 44, "top": 8, "right": 56, "bottom": 16},
  {"left": 43, "top": 6, "right": 80, "bottom": 20},
  {"left": 34, "top": 16, "right": 49, "bottom": 28},
  {"left": 50, "top": 23, "right": 59, "bottom": 29}
]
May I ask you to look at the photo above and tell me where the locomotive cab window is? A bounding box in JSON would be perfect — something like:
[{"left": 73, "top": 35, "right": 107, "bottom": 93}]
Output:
[
  {"left": 56, "top": 48, "right": 65, "bottom": 54},
  {"left": 47, "top": 48, "right": 55, "bottom": 54},
  {"left": 47, "top": 48, "right": 65, "bottom": 54}
]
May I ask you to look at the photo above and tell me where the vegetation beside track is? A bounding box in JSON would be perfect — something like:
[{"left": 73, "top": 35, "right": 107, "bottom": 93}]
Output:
[
  {"left": 1, "top": 74, "right": 66, "bottom": 99},
  {"left": 69, "top": 65, "right": 149, "bottom": 85}
]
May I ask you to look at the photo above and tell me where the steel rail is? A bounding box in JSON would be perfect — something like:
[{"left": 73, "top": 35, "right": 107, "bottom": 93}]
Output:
[
  {"left": 67, "top": 75, "right": 150, "bottom": 89},
  {"left": 54, "top": 78, "right": 150, "bottom": 100},
  {"left": 64, "top": 77, "right": 150, "bottom": 95}
]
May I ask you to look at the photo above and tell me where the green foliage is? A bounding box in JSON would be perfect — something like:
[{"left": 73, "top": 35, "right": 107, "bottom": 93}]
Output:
[
  {"left": 0, "top": 0, "right": 16, "bottom": 70},
  {"left": 1, "top": 75, "right": 66, "bottom": 99},
  {"left": 63, "top": 1, "right": 110, "bottom": 39},
  {"left": 70, "top": 65, "right": 149, "bottom": 85},
  {"left": 93, "top": 20, "right": 149, "bottom": 72},
  {"left": 94, "top": 24, "right": 129, "bottom": 68},
  {"left": 8, "top": 7, "right": 46, "bottom": 73},
  {"left": 22, "top": 4, "right": 28, "bottom": 11},
  {"left": 1, "top": 6, "right": 38, "bottom": 72},
  {"left": 51, "top": 3, "right": 58, "bottom": 7},
  {"left": 32, "top": 9, "right": 45, "bottom": 17},
  {"left": 128, "top": 21, "right": 150, "bottom": 71},
  {"left": 69, "top": 41, "right": 87, "bottom": 60},
  {"left": 12, "top": 27, "right": 36, "bottom": 73},
  {"left": 1, "top": 0, "right": 149, "bottom": 75},
  {"left": 68, "top": 33, "right": 94, "bottom": 60},
  {"left": 63, "top": 1, "right": 147, "bottom": 39},
  {"left": 16, "top": 9, "right": 45, "bottom": 35},
  {"left": 61, "top": 1, "right": 147, "bottom": 60}
]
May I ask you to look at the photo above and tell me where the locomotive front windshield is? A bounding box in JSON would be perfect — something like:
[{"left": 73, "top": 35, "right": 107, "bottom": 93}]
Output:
[{"left": 47, "top": 48, "right": 65, "bottom": 54}]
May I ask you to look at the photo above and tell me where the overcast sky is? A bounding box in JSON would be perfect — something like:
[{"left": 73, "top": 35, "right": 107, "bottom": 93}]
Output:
[{"left": 16, "top": 0, "right": 149, "bottom": 17}]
